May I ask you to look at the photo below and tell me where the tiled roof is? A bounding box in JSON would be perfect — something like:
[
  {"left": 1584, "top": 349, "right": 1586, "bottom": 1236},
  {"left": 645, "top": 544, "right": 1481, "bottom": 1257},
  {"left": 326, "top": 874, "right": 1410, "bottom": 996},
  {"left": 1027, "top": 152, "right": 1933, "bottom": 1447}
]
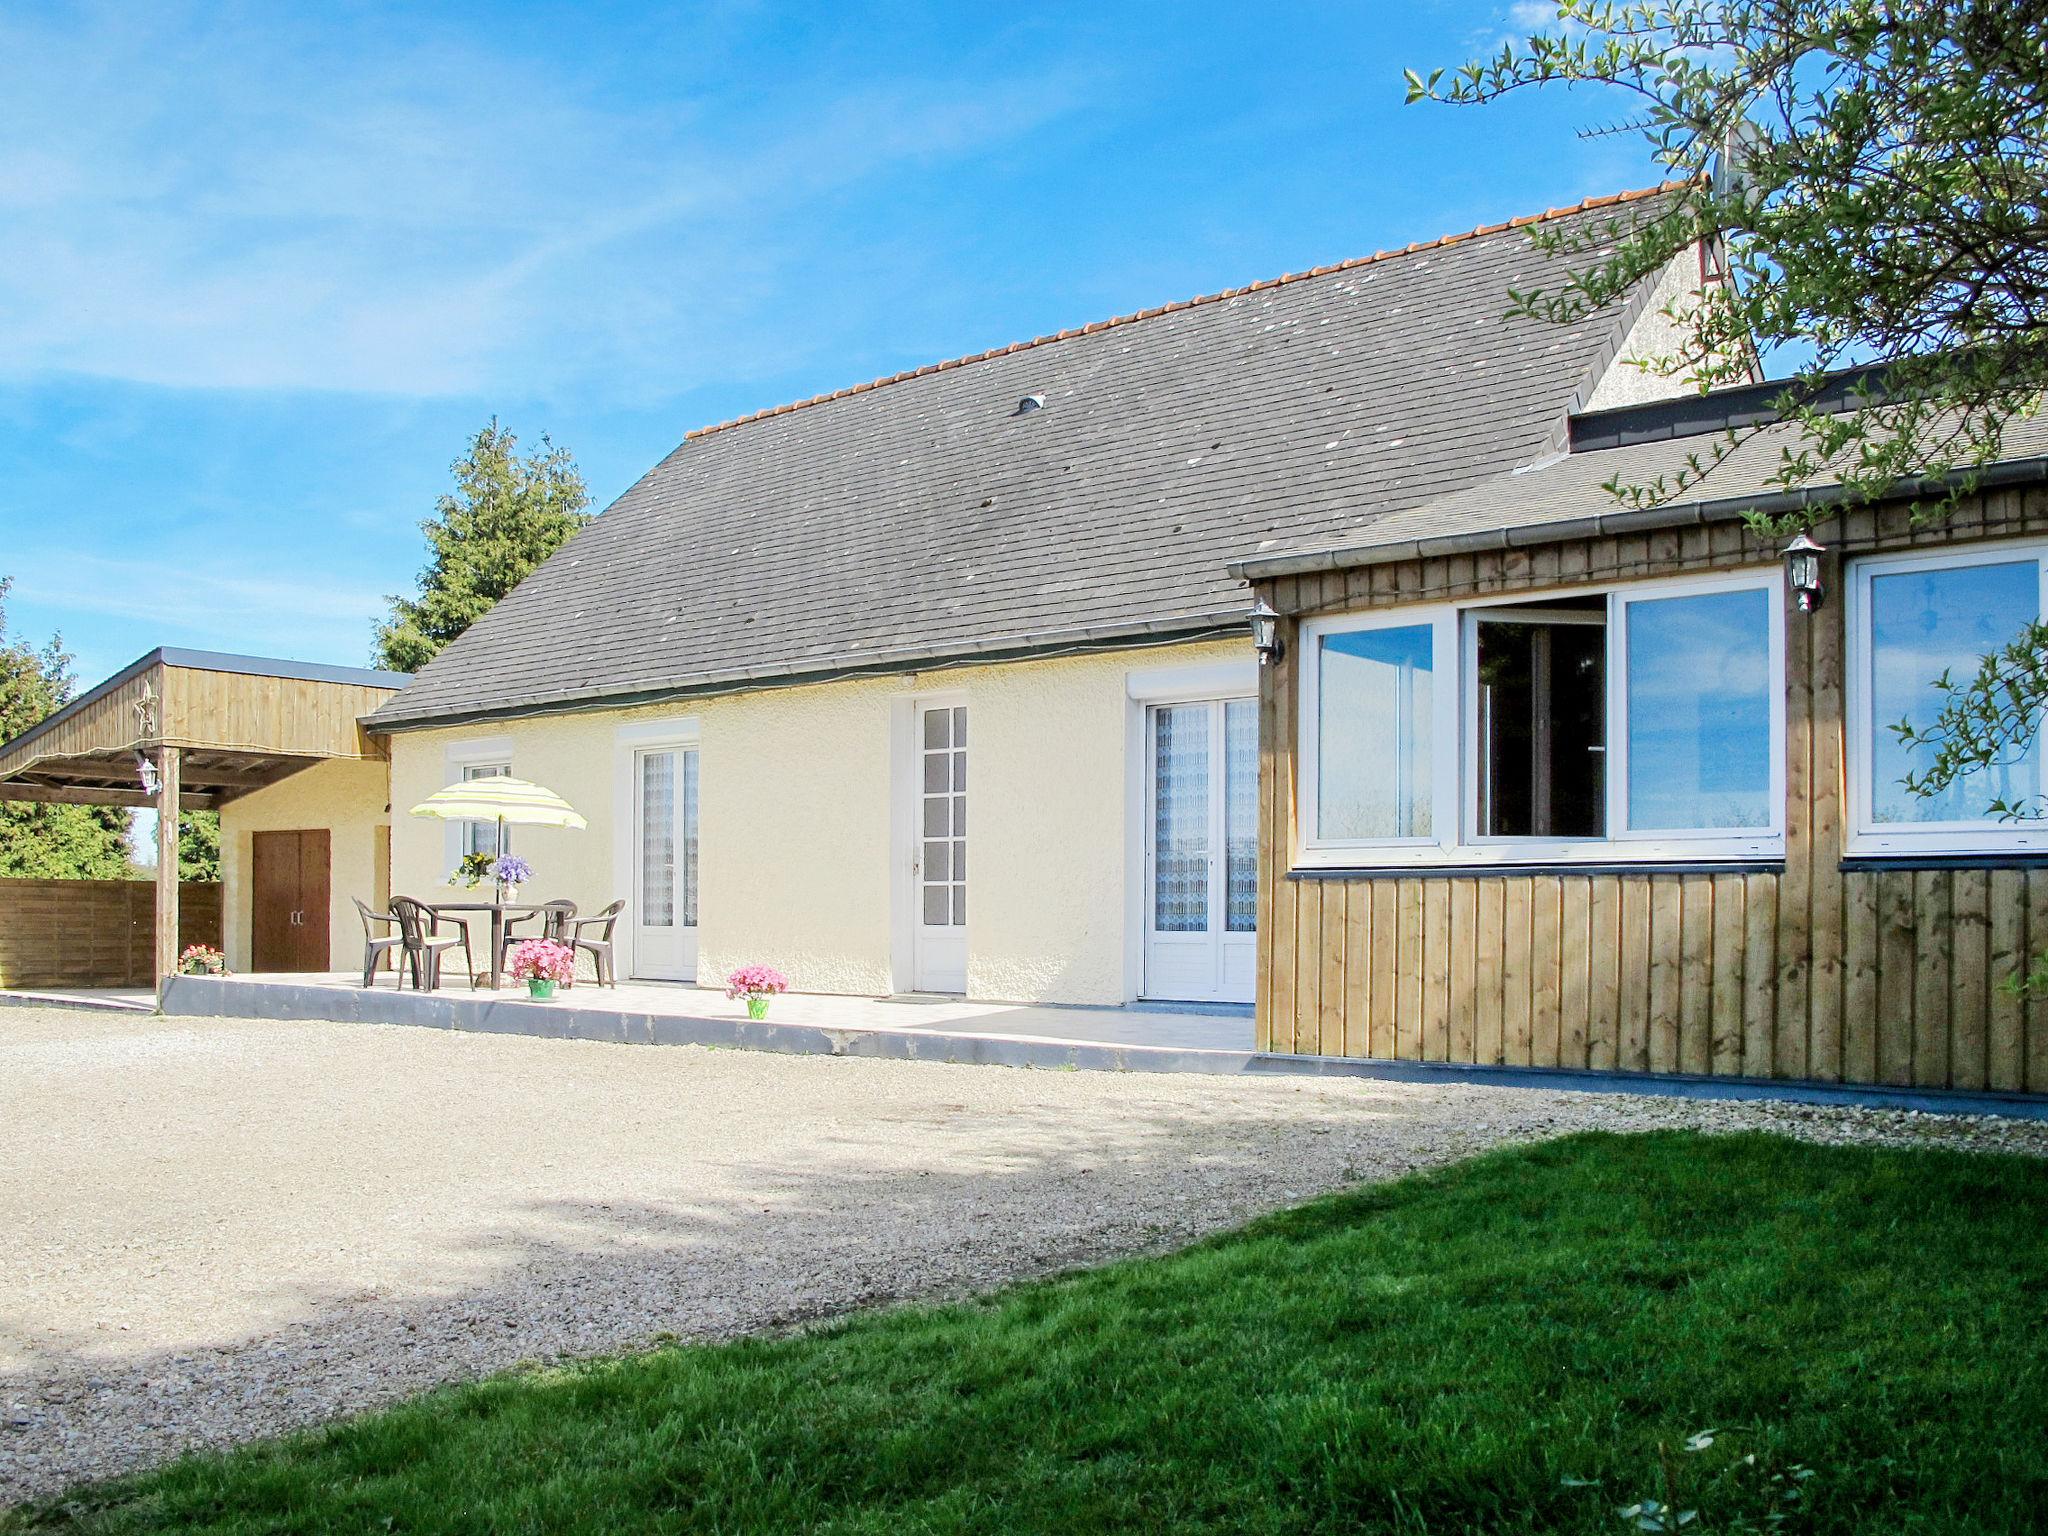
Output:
[
  {"left": 369, "top": 185, "right": 1687, "bottom": 729},
  {"left": 1230, "top": 408, "right": 2048, "bottom": 580}
]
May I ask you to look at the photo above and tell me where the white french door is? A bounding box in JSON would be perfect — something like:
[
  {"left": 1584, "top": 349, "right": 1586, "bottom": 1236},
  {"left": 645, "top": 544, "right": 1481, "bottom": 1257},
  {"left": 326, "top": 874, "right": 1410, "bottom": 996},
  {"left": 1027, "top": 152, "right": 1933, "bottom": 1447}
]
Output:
[
  {"left": 1144, "top": 698, "right": 1257, "bottom": 1003},
  {"left": 632, "top": 746, "right": 698, "bottom": 981},
  {"left": 912, "top": 702, "right": 967, "bottom": 993}
]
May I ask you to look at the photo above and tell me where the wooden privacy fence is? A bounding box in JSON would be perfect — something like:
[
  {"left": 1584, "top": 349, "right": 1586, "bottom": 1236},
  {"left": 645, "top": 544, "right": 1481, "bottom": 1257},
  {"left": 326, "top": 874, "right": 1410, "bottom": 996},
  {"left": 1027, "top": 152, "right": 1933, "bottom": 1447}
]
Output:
[{"left": 0, "top": 878, "right": 222, "bottom": 989}]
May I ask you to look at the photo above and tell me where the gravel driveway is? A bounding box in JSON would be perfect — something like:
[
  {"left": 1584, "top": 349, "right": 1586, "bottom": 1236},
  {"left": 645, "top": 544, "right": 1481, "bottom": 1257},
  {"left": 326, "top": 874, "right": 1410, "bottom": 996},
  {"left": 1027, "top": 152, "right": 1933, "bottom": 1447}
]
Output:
[{"left": 4, "top": 1006, "right": 2044, "bottom": 1505}]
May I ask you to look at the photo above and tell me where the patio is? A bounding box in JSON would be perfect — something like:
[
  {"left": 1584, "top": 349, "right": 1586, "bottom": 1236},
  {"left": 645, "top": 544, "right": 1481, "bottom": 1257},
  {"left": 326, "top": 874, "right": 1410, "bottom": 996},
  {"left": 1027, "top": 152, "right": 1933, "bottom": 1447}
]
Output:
[{"left": 157, "top": 971, "right": 1258, "bottom": 1072}]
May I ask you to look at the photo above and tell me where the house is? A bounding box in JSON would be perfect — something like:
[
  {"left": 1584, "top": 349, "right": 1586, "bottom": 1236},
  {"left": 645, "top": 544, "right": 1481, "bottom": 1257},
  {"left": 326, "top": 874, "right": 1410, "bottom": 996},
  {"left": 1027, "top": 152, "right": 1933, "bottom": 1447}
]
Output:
[
  {"left": 296, "top": 183, "right": 1726, "bottom": 1010},
  {"left": 1233, "top": 375, "right": 2048, "bottom": 1094}
]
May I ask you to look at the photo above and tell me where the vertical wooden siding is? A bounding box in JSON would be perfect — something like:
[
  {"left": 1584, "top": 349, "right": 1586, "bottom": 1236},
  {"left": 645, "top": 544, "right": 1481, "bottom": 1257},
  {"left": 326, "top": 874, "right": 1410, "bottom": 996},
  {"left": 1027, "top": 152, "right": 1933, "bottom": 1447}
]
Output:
[
  {"left": 1254, "top": 484, "right": 2048, "bottom": 1094},
  {"left": 0, "top": 879, "right": 223, "bottom": 989}
]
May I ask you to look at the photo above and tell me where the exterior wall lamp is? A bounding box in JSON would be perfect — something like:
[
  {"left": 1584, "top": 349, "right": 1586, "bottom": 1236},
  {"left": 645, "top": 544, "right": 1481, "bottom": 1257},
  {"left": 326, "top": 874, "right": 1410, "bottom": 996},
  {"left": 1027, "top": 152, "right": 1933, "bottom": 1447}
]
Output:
[
  {"left": 1249, "top": 597, "right": 1284, "bottom": 665},
  {"left": 1784, "top": 532, "right": 1827, "bottom": 613}
]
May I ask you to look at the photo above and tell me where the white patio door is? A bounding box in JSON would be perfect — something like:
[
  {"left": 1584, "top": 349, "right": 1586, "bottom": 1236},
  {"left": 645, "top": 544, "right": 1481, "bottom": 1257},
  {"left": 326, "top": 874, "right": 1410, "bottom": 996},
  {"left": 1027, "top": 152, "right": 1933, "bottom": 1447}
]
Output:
[
  {"left": 1144, "top": 698, "right": 1257, "bottom": 1003},
  {"left": 912, "top": 702, "right": 967, "bottom": 993},
  {"left": 632, "top": 746, "right": 698, "bottom": 981}
]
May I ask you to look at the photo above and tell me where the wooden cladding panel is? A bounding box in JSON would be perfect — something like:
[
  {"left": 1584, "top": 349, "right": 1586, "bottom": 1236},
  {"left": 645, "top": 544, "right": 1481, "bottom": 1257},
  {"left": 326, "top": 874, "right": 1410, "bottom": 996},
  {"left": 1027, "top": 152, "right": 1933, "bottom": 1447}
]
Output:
[
  {"left": 0, "top": 879, "right": 221, "bottom": 989},
  {"left": 0, "top": 660, "right": 394, "bottom": 789},
  {"left": 1254, "top": 484, "right": 2048, "bottom": 1095},
  {"left": 1261, "top": 861, "right": 2046, "bottom": 1093},
  {"left": 162, "top": 667, "right": 394, "bottom": 760}
]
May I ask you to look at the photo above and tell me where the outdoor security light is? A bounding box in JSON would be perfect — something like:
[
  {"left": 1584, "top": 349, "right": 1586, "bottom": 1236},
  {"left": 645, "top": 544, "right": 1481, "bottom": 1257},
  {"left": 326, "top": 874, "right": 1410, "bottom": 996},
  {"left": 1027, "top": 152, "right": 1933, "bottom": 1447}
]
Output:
[
  {"left": 1249, "top": 597, "right": 1283, "bottom": 665},
  {"left": 1784, "top": 532, "right": 1826, "bottom": 613}
]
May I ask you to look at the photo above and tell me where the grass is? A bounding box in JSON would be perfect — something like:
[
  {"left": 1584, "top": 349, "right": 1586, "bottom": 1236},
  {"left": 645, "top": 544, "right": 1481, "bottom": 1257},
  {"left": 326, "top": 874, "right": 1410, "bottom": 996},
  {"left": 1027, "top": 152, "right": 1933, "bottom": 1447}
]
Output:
[{"left": 12, "top": 1131, "right": 2047, "bottom": 1534}]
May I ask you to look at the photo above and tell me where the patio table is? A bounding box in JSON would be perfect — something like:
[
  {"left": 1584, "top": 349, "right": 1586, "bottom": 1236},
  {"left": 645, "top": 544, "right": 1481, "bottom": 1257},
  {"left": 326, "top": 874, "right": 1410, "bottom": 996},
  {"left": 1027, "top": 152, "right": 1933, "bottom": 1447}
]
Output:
[{"left": 427, "top": 899, "right": 541, "bottom": 990}]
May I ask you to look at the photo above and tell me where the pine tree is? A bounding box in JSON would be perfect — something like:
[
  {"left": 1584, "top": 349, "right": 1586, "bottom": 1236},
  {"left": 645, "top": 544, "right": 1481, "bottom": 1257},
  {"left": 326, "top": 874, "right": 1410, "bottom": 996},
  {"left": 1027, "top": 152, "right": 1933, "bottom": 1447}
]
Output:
[
  {"left": 373, "top": 420, "right": 592, "bottom": 673},
  {"left": 0, "top": 578, "right": 134, "bottom": 879}
]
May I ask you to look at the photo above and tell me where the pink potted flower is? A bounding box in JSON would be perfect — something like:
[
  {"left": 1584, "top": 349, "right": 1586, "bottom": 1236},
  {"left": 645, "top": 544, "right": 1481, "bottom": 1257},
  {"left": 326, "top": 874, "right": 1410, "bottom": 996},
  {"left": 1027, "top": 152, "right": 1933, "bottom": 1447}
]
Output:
[
  {"left": 508, "top": 938, "right": 575, "bottom": 1000},
  {"left": 177, "top": 944, "right": 228, "bottom": 977},
  {"left": 726, "top": 963, "right": 789, "bottom": 1020}
]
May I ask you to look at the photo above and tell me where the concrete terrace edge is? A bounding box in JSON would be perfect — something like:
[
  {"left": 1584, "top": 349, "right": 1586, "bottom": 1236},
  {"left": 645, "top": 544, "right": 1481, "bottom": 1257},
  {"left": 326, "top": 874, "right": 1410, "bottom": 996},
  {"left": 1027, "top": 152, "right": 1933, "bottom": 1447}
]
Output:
[
  {"left": 157, "top": 975, "right": 1257, "bottom": 1076},
  {"left": 0, "top": 988, "right": 155, "bottom": 1014},
  {"left": 155, "top": 976, "right": 2048, "bottom": 1120}
]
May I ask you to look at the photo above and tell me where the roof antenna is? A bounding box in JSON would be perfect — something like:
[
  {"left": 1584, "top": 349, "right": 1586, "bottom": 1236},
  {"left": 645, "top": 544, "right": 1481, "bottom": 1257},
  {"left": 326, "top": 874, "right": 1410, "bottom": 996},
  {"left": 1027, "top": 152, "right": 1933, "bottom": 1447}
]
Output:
[{"left": 1015, "top": 393, "right": 1045, "bottom": 416}]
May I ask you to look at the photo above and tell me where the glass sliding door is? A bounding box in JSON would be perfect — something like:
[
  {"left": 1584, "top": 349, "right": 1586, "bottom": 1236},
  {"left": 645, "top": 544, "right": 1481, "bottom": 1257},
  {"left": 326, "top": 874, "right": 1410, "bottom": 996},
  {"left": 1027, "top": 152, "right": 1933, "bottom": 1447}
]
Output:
[
  {"left": 1144, "top": 697, "right": 1257, "bottom": 1003},
  {"left": 911, "top": 702, "right": 967, "bottom": 992},
  {"left": 632, "top": 745, "right": 698, "bottom": 980}
]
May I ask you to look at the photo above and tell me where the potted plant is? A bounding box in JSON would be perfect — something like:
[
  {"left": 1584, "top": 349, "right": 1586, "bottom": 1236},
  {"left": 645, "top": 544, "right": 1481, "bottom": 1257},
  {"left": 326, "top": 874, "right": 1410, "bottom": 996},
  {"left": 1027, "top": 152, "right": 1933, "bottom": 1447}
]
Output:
[
  {"left": 176, "top": 944, "right": 228, "bottom": 976},
  {"left": 491, "top": 854, "right": 533, "bottom": 905},
  {"left": 508, "top": 938, "right": 574, "bottom": 1000},
  {"left": 726, "top": 964, "right": 790, "bottom": 1020},
  {"left": 448, "top": 850, "right": 493, "bottom": 889}
]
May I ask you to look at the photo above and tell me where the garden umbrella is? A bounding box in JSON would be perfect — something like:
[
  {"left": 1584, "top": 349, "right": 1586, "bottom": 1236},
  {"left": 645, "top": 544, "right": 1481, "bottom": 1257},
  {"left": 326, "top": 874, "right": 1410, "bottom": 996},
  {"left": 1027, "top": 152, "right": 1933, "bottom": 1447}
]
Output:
[{"left": 407, "top": 774, "right": 588, "bottom": 861}]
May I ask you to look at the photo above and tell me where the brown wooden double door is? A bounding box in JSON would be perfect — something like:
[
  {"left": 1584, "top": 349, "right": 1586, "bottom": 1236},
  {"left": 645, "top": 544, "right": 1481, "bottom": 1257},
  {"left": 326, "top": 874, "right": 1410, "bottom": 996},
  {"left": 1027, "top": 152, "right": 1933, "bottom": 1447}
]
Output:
[{"left": 252, "top": 829, "right": 330, "bottom": 973}]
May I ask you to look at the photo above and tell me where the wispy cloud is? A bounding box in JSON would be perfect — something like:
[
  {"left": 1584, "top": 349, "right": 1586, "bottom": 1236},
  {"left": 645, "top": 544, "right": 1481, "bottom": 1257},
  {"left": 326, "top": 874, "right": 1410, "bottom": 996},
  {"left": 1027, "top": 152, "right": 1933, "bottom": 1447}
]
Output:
[
  {"left": 10, "top": 551, "right": 386, "bottom": 665},
  {"left": 0, "top": 4, "right": 1096, "bottom": 401}
]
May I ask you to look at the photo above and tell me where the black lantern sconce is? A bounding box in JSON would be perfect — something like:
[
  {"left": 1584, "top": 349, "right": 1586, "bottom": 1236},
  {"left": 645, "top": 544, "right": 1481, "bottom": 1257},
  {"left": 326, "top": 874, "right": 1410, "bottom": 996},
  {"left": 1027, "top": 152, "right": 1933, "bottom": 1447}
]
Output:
[
  {"left": 1249, "top": 597, "right": 1283, "bottom": 665},
  {"left": 1784, "top": 532, "right": 1826, "bottom": 613}
]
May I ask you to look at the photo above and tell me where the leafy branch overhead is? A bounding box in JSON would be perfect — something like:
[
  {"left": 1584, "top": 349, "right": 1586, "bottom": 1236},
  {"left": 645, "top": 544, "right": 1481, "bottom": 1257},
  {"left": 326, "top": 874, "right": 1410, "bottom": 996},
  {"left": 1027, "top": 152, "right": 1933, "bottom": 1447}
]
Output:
[
  {"left": 374, "top": 419, "right": 593, "bottom": 674},
  {"left": 1407, "top": 0, "right": 2047, "bottom": 522}
]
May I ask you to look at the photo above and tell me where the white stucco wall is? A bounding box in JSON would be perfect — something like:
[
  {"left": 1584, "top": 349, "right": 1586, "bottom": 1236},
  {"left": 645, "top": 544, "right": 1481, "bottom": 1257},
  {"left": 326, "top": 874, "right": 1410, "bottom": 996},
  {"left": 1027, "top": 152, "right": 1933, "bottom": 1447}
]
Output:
[
  {"left": 219, "top": 757, "right": 392, "bottom": 974},
  {"left": 1583, "top": 245, "right": 1754, "bottom": 410},
  {"left": 385, "top": 637, "right": 1249, "bottom": 1005}
]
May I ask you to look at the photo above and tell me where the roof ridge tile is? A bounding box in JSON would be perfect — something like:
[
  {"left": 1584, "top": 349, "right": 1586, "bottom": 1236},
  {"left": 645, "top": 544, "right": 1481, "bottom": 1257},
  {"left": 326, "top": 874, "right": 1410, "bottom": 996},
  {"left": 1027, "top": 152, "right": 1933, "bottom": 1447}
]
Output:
[{"left": 681, "top": 181, "right": 1690, "bottom": 442}]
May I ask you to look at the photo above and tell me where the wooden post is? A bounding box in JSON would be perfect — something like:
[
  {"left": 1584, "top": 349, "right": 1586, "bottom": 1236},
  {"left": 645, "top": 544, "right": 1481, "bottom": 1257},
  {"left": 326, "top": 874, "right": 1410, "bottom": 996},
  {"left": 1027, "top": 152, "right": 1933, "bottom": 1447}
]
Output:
[{"left": 155, "top": 745, "right": 180, "bottom": 985}]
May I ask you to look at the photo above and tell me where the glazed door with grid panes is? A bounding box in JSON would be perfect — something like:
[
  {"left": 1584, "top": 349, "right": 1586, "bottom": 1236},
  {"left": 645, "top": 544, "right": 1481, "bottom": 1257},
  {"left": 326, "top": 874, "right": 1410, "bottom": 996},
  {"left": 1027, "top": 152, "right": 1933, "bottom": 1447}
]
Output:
[
  {"left": 913, "top": 703, "right": 968, "bottom": 993},
  {"left": 632, "top": 746, "right": 698, "bottom": 981},
  {"left": 1145, "top": 698, "right": 1257, "bottom": 1003}
]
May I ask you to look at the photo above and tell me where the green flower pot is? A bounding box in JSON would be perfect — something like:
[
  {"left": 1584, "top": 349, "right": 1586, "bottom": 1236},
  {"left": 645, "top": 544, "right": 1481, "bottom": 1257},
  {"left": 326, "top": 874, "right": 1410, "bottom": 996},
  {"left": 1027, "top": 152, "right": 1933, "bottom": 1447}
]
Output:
[
  {"left": 746, "top": 994, "right": 770, "bottom": 1020},
  {"left": 528, "top": 979, "right": 557, "bottom": 1000}
]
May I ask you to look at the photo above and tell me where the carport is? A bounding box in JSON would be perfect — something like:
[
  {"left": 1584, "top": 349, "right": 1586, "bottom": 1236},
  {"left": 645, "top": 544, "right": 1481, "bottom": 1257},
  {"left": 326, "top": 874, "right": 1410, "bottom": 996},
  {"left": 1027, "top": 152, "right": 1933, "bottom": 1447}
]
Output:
[{"left": 0, "top": 648, "right": 406, "bottom": 988}]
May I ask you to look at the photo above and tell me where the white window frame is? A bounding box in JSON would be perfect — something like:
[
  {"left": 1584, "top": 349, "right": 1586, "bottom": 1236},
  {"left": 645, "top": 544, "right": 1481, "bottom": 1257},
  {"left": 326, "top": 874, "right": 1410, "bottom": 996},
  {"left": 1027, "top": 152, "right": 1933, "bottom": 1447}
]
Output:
[
  {"left": 611, "top": 715, "right": 702, "bottom": 980},
  {"left": 441, "top": 736, "right": 514, "bottom": 873},
  {"left": 1845, "top": 538, "right": 2048, "bottom": 856},
  {"left": 1297, "top": 569, "right": 1786, "bottom": 868}
]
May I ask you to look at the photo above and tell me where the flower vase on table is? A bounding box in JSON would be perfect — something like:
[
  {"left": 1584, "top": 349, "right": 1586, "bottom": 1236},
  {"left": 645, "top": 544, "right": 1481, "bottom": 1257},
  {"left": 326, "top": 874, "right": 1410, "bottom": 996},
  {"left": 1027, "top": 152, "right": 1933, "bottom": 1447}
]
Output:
[{"left": 491, "top": 855, "right": 532, "bottom": 910}]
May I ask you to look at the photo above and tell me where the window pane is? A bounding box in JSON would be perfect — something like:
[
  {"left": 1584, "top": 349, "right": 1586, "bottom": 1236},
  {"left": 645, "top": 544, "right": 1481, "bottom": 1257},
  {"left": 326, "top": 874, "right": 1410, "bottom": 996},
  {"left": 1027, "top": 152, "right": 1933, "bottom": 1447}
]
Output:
[
  {"left": 639, "top": 752, "right": 675, "bottom": 927},
  {"left": 464, "top": 762, "right": 510, "bottom": 857},
  {"left": 923, "top": 753, "right": 948, "bottom": 792},
  {"left": 1626, "top": 588, "right": 1772, "bottom": 830},
  {"left": 1475, "top": 617, "right": 1605, "bottom": 838},
  {"left": 1153, "top": 704, "right": 1209, "bottom": 932},
  {"left": 923, "top": 886, "right": 949, "bottom": 925},
  {"left": 682, "top": 749, "right": 699, "bottom": 928},
  {"left": 1317, "top": 625, "right": 1433, "bottom": 839},
  {"left": 924, "top": 841, "right": 950, "bottom": 882},
  {"left": 952, "top": 886, "right": 967, "bottom": 926},
  {"left": 1225, "top": 698, "right": 1258, "bottom": 932},
  {"left": 923, "top": 797, "right": 949, "bottom": 837},
  {"left": 1870, "top": 560, "right": 2040, "bottom": 822},
  {"left": 923, "top": 709, "right": 949, "bottom": 748}
]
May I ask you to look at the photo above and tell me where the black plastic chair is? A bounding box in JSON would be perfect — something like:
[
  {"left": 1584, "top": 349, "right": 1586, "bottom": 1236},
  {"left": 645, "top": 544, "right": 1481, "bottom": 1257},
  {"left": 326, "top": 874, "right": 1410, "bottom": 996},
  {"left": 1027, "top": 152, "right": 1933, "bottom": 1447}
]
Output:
[
  {"left": 353, "top": 897, "right": 402, "bottom": 987},
  {"left": 569, "top": 900, "right": 627, "bottom": 988},
  {"left": 390, "top": 896, "right": 475, "bottom": 992}
]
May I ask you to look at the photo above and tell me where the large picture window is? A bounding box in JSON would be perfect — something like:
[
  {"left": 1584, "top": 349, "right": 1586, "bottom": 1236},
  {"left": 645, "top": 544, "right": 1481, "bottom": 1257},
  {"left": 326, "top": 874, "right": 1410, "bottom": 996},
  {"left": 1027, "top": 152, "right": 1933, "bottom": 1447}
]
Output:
[
  {"left": 1298, "top": 571, "right": 1784, "bottom": 867},
  {"left": 1848, "top": 542, "right": 2048, "bottom": 854}
]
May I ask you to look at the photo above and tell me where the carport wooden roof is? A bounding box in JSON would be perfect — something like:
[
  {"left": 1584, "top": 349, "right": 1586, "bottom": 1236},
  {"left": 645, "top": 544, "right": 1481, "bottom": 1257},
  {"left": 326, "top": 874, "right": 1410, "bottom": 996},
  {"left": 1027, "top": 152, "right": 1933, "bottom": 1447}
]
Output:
[{"left": 0, "top": 648, "right": 408, "bottom": 811}]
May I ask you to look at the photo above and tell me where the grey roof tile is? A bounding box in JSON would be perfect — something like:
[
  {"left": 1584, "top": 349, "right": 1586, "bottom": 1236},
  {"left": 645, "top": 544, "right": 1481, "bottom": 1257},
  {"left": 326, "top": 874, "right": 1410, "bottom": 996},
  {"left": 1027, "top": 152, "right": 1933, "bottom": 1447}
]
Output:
[
  {"left": 1234, "top": 410, "right": 2048, "bottom": 578},
  {"left": 370, "top": 187, "right": 1687, "bottom": 728}
]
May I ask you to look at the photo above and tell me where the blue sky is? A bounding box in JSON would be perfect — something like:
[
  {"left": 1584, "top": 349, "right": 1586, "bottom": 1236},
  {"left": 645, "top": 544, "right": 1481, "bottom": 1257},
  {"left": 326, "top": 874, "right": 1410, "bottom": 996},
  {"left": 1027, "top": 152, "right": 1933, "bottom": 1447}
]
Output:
[{"left": 0, "top": 0, "right": 1649, "bottom": 687}]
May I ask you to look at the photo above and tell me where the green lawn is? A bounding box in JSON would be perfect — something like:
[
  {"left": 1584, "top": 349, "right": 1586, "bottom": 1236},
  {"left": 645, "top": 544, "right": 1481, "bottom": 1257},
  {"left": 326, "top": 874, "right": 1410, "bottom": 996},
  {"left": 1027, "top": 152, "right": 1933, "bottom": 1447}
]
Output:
[{"left": 13, "top": 1131, "right": 2047, "bottom": 1535}]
